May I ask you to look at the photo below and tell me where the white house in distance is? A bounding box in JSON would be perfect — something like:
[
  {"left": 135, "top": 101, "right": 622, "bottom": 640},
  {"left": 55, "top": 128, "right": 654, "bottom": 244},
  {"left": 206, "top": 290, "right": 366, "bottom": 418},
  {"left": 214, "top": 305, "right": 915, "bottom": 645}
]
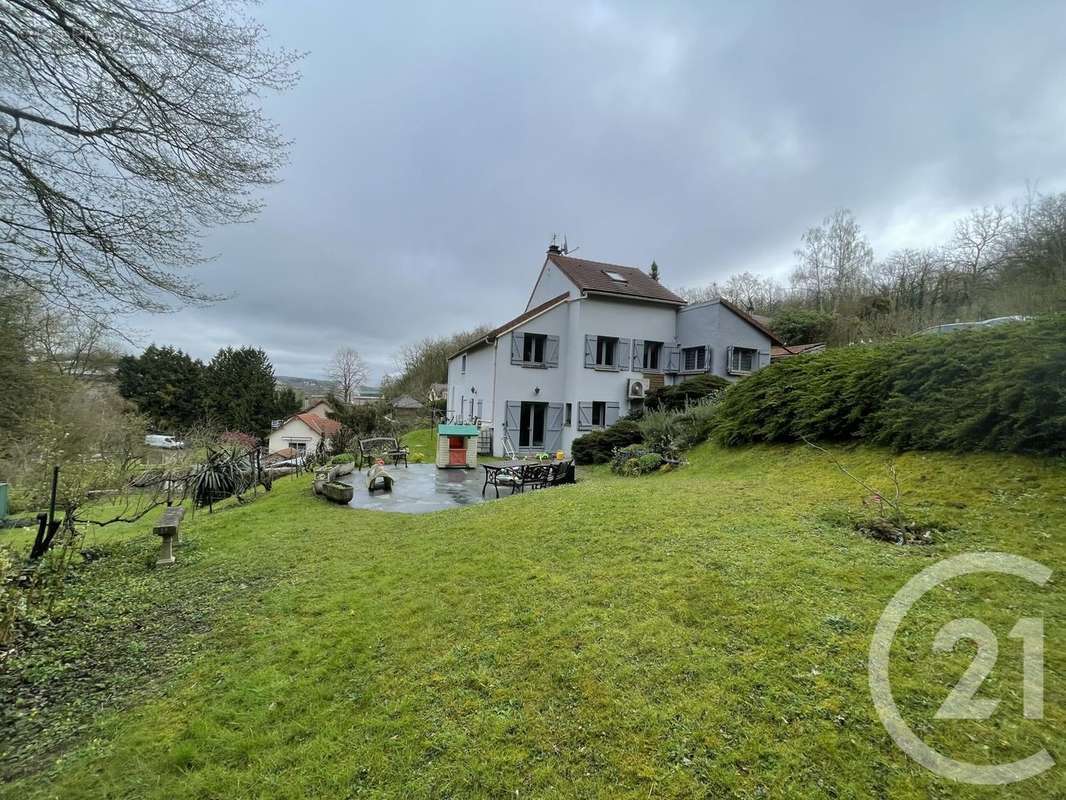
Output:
[
  {"left": 446, "top": 245, "right": 782, "bottom": 457},
  {"left": 267, "top": 405, "right": 342, "bottom": 457}
]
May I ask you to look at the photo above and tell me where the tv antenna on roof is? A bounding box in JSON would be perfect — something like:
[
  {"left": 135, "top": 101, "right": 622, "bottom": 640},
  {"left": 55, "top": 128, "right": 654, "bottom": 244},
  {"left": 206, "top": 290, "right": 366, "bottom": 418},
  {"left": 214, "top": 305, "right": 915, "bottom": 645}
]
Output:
[{"left": 561, "top": 234, "right": 579, "bottom": 255}]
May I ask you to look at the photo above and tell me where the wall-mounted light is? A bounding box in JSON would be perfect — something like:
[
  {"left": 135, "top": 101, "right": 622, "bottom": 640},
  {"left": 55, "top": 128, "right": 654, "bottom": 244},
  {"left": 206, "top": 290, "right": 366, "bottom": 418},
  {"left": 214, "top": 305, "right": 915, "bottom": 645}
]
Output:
[
  {"left": 471, "top": 387, "right": 477, "bottom": 394},
  {"left": 534, "top": 386, "right": 541, "bottom": 395}
]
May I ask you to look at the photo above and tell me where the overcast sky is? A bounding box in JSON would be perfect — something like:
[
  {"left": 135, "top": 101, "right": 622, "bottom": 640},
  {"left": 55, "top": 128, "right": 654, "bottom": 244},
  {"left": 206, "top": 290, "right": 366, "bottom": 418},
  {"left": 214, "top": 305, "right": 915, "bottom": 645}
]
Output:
[{"left": 128, "top": 0, "right": 1066, "bottom": 382}]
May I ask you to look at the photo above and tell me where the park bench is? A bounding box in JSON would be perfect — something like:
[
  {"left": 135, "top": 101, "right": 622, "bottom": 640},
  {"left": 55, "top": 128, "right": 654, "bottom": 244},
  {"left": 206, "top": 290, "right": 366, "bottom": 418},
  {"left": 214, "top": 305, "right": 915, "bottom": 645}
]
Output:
[
  {"left": 154, "top": 506, "right": 185, "bottom": 566},
  {"left": 357, "top": 437, "right": 409, "bottom": 471}
]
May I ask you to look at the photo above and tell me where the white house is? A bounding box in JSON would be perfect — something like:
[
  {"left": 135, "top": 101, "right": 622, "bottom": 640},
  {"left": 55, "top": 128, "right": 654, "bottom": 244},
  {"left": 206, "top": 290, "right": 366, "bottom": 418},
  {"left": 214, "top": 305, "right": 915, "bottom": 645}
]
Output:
[
  {"left": 267, "top": 412, "right": 342, "bottom": 456},
  {"left": 446, "top": 246, "right": 781, "bottom": 457}
]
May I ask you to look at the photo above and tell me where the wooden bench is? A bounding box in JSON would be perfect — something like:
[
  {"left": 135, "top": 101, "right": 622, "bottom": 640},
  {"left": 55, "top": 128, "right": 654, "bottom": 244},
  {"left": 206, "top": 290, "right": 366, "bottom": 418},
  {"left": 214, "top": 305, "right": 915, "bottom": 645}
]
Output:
[
  {"left": 153, "top": 506, "right": 185, "bottom": 566},
  {"left": 357, "top": 437, "right": 409, "bottom": 470}
]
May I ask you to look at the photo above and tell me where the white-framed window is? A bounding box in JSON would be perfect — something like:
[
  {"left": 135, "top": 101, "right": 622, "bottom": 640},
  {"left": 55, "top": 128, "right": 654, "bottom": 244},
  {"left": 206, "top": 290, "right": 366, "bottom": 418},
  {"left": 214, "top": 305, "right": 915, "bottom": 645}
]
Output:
[
  {"left": 603, "top": 269, "right": 627, "bottom": 283},
  {"left": 643, "top": 340, "right": 663, "bottom": 370},
  {"left": 522, "top": 333, "right": 547, "bottom": 364},
  {"left": 286, "top": 440, "right": 308, "bottom": 455},
  {"left": 729, "top": 347, "right": 757, "bottom": 374},
  {"left": 595, "top": 336, "right": 617, "bottom": 367},
  {"left": 682, "top": 346, "right": 706, "bottom": 372}
]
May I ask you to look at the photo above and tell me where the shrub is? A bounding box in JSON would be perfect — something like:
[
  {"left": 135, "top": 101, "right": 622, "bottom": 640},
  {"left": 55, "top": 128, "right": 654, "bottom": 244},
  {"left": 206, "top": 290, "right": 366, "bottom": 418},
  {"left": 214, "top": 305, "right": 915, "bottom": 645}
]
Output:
[
  {"left": 330, "top": 453, "right": 355, "bottom": 464},
  {"left": 645, "top": 374, "right": 730, "bottom": 412},
  {"left": 638, "top": 411, "right": 683, "bottom": 456},
  {"left": 572, "top": 419, "right": 643, "bottom": 464},
  {"left": 609, "top": 444, "right": 663, "bottom": 476},
  {"left": 639, "top": 402, "right": 721, "bottom": 456},
  {"left": 711, "top": 315, "right": 1066, "bottom": 455}
]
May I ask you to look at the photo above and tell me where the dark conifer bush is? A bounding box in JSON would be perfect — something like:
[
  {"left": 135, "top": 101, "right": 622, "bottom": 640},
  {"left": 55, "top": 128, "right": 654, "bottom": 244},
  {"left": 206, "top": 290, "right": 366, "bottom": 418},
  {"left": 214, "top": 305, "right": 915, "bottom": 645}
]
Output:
[{"left": 711, "top": 316, "right": 1066, "bottom": 455}]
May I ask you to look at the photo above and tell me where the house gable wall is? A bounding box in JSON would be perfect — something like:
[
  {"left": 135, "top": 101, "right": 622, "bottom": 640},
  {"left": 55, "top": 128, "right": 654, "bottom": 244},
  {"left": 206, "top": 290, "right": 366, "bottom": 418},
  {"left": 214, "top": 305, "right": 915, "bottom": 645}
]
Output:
[
  {"left": 267, "top": 418, "right": 322, "bottom": 454},
  {"left": 526, "top": 258, "right": 578, "bottom": 310},
  {"left": 677, "top": 302, "right": 772, "bottom": 378}
]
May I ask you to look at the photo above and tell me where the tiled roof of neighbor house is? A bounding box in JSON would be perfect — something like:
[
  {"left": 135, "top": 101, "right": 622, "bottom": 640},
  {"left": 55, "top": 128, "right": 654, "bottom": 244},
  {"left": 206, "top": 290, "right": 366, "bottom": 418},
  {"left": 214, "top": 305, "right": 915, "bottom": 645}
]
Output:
[
  {"left": 392, "top": 394, "right": 424, "bottom": 409},
  {"left": 449, "top": 292, "right": 570, "bottom": 359},
  {"left": 771, "top": 341, "right": 827, "bottom": 359},
  {"left": 547, "top": 253, "right": 686, "bottom": 304},
  {"left": 294, "top": 412, "right": 342, "bottom": 436}
]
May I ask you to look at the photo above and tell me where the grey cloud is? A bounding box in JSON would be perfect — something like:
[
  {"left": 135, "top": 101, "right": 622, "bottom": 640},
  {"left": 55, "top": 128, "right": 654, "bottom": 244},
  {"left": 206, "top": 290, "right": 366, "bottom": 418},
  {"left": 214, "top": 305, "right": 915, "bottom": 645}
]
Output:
[{"left": 128, "top": 0, "right": 1066, "bottom": 380}]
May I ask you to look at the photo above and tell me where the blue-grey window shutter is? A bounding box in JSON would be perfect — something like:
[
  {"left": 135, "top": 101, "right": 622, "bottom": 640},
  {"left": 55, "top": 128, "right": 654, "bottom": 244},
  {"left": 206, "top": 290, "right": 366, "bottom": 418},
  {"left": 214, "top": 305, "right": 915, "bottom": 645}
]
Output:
[
  {"left": 616, "top": 338, "right": 631, "bottom": 371},
  {"left": 545, "top": 335, "right": 560, "bottom": 367},
  {"left": 545, "top": 403, "right": 564, "bottom": 452},
  {"left": 705, "top": 346, "right": 713, "bottom": 372},
  {"left": 477, "top": 399, "right": 483, "bottom": 418},
  {"left": 504, "top": 401, "right": 522, "bottom": 450},
  {"left": 584, "top": 335, "right": 596, "bottom": 368},
  {"left": 511, "top": 333, "right": 524, "bottom": 364},
  {"left": 726, "top": 346, "right": 734, "bottom": 373},
  {"left": 576, "top": 402, "right": 593, "bottom": 431},
  {"left": 605, "top": 401, "right": 620, "bottom": 427},
  {"left": 631, "top": 339, "right": 644, "bottom": 370},
  {"left": 666, "top": 345, "right": 681, "bottom": 372}
]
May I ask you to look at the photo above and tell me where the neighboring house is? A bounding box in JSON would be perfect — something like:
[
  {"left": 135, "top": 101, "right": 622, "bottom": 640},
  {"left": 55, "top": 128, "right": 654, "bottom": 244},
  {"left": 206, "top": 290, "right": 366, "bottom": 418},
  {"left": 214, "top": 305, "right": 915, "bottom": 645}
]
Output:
[
  {"left": 428, "top": 383, "right": 449, "bottom": 402},
  {"left": 770, "top": 342, "right": 827, "bottom": 361},
  {"left": 302, "top": 398, "right": 334, "bottom": 418},
  {"left": 391, "top": 394, "right": 425, "bottom": 421},
  {"left": 267, "top": 412, "right": 342, "bottom": 456},
  {"left": 446, "top": 245, "right": 782, "bottom": 457}
]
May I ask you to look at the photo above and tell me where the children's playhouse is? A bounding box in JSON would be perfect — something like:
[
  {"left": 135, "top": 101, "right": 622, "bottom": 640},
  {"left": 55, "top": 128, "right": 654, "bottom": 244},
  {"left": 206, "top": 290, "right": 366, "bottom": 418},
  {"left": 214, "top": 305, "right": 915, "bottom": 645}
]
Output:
[{"left": 435, "top": 424, "right": 479, "bottom": 469}]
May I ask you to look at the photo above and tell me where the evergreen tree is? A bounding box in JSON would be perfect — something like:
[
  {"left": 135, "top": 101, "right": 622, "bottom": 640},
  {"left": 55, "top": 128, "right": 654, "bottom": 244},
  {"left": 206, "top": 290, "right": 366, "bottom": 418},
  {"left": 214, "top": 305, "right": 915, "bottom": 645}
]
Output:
[
  {"left": 650, "top": 260, "right": 660, "bottom": 282},
  {"left": 115, "top": 345, "right": 205, "bottom": 432},
  {"left": 273, "top": 385, "right": 301, "bottom": 420},
  {"left": 203, "top": 347, "right": 276, "bottom": 437}
]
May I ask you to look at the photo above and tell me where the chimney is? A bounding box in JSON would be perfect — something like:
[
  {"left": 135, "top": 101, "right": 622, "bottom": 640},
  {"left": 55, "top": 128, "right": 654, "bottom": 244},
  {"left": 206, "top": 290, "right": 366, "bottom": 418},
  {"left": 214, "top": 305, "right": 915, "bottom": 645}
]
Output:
[{"left": 547, "top": 242, "right": 561, "bottom": 255}]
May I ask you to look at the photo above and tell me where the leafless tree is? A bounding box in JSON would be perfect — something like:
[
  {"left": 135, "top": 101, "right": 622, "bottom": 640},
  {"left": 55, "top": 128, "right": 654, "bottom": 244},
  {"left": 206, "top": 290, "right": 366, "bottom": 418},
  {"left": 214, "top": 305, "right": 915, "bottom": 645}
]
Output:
[
  {"left": 329, "top": 347, "right": 368, "bottom": 404},
  {"left": 0, "top": 0, "right": 300, "bottom": 323},
  {"left": 947, "top": 206, "right": 1007, "bottom": 300},
  {"left": 720, "top": 271, "right": 787, "bottom": 314},
  {"left": 792, "top": 209, "right": 873, "bottom": 311},
  {"left": 676, "top": 281, "right": 722, "bottom": 304},
  {"left": 22, "top": 304, "right": 119, "bottom": 377}
]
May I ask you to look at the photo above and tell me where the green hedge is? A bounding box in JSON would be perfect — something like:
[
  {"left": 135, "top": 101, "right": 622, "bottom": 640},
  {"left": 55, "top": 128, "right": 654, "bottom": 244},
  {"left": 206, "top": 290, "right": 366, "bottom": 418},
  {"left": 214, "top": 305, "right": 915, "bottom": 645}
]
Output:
[
  {"left": 571, "top": 420, "right": 643, "bottom": 464},
  {"left": 711, "top": 316, "right": 1066, "bottom": 455},
  {"left": 645, "top": 374, "right": 730, "bottom": 412}
]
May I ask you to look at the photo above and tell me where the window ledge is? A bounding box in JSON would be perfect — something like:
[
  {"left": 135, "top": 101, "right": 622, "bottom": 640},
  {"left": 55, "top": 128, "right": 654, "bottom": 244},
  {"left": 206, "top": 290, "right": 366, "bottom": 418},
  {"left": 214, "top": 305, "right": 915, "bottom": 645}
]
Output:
[{"left": 519, "top": 362, "right": 548, "bottom": 369}]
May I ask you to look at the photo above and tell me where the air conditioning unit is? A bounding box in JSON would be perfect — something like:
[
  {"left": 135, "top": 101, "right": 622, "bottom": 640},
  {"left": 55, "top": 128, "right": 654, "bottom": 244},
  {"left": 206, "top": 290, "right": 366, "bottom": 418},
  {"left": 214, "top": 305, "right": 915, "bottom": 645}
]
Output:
[{"left": 627, "top": 378, "right": 647, "bottom": 399}]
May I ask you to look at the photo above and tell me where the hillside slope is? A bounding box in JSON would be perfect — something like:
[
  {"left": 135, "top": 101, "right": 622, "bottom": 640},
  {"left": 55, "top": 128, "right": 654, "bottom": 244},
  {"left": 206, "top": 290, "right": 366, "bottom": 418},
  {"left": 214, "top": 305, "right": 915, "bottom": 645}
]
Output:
[{"left": 3, "top": 444, "right": 1063, "bottom": 799}]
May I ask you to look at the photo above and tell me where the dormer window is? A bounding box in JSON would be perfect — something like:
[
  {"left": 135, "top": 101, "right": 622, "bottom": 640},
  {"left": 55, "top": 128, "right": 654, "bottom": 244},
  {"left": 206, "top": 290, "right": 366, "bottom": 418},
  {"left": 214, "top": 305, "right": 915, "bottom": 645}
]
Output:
[{"left": 602, "top": 270, "right": 627, "bottom": 283}]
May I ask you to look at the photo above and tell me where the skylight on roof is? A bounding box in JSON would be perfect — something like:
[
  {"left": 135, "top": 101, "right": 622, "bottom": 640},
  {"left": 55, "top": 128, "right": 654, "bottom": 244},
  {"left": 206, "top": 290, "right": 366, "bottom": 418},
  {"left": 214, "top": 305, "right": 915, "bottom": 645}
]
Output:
[{"left": 603, "top": 270, "right": 627, "bottom": 283}]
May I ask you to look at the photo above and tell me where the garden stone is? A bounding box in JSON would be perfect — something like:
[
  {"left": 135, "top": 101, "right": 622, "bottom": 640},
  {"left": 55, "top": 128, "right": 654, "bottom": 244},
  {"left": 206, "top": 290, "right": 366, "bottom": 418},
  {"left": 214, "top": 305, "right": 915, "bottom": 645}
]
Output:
[{"left": 153, "top": 506, "right": 185, "bottom": 566}]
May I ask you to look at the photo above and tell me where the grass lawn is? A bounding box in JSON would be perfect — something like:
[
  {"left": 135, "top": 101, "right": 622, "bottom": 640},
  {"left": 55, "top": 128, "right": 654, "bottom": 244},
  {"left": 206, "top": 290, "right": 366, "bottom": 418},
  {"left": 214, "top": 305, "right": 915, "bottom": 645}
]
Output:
[
  {"left": 401, "top": 427, "right": 436, "bottom": 462},
  {"left": 1, "top": 443, "right": 1063, "bottom": 798}
]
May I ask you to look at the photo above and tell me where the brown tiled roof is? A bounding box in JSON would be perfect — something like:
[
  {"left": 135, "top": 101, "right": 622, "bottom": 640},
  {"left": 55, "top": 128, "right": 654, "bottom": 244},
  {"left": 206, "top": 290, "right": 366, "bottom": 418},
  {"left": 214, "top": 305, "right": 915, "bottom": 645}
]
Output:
[
  {"left": 294, "top": 412, "right": 342, "bottom": 436},
  {"left": 449, "top": 292, "right": 570, "bottom": 359},
  {"left": 771, "top": 342, "right": 826, "bottom": 359},
  {"left": 547, "top": 253, "right": 686, "bottom": 304}
]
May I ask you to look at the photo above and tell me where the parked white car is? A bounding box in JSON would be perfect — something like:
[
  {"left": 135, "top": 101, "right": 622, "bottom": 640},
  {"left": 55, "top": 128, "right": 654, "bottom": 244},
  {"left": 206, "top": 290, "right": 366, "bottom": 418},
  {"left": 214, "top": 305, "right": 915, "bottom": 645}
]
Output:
[{"left": 145, "top": 434, "right": 185, "bottom": 449}]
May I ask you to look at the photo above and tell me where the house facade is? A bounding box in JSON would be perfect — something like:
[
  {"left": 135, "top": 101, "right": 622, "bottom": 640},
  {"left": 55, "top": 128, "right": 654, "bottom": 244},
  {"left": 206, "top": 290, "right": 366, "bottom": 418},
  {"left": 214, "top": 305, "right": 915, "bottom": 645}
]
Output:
[
  {"left": 267, "top": 412, "right": 342, "bottom": 457},
  {"left": 446, "top": 247, "right": 781, "bottom": 458}
]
